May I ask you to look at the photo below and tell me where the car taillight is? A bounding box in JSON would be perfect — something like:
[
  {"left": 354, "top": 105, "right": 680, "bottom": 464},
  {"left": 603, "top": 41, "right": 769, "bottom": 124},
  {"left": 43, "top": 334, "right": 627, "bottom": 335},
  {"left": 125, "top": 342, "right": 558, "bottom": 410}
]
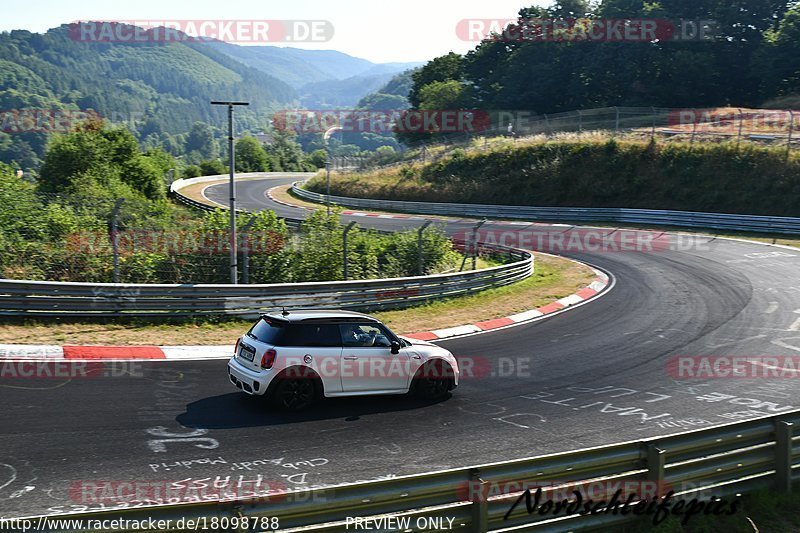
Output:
[
  {"left": 234, "top": 338, "right": 241, "bottom": 356},
  {"left": 261, "top": 349, "right": 277, "bottom": 369}
]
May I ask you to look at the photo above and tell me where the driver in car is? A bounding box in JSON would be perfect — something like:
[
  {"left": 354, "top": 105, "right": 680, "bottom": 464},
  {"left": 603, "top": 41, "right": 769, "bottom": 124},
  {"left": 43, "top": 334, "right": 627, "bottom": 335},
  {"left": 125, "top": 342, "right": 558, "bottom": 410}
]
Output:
[{"left": 342, "top": 324, "right": 372, "bottom": 346}]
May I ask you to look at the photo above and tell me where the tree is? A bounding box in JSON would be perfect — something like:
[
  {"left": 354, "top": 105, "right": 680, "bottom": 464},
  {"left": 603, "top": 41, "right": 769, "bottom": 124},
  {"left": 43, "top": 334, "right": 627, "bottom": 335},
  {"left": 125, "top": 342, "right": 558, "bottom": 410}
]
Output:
[
  {"left": 185, "top": 121, "right": 218, "bottom": 160},
  {"left": 40, "top": 118, "right": 166, "bottom": 201},
  {"left": 307, "top": 149, "right": 327, "bottom": 169},
  {"left": 264, "top": 130, "right": 315, "bottom": 172},
  {"left": 756, "top": 6, "right": 800, "bottom": 99},
  {"left": 408, "top": 52, "right": 464, "bottom": 108},
  {"left": 235, "top": 136, "right": 270, "bottom": 172},
  {"left": 549, "top": 0, "right": 591, "bottom": 18},
  {"left": 417, "top": 79, "right": 470, "bottom": 110},
  {"left": 182, "top": 164, "right": 201, "bottom": 178},
  {"left": 199, "top": 159, "right": 226, "bottom": 175}
]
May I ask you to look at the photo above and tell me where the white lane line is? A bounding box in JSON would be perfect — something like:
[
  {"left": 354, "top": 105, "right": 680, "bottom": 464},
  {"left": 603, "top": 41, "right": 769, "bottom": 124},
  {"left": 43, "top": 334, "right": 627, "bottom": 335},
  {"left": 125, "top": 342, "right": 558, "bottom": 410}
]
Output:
[{"left": 772, "top": 338, "right": 800, "bottom": 352}]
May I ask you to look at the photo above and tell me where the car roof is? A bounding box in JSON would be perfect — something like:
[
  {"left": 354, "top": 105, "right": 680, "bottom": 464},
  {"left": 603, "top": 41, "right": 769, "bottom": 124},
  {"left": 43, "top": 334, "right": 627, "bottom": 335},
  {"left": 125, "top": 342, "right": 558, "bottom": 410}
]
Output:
[{"left": 260, "top": 309, "right": 380, "bottom": 324}]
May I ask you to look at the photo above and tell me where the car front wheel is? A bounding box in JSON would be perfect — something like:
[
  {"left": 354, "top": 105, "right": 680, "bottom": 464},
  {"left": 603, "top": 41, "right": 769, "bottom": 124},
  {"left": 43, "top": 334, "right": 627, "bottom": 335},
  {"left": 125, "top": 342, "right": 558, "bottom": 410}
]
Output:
[{"left": 412, "top": 361, "right": 453, "bottom": 400}]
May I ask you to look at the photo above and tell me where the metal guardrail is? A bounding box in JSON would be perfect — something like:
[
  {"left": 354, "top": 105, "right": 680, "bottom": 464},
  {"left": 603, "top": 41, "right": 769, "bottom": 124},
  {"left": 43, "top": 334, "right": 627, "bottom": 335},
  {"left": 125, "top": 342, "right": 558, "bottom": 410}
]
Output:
[
  {"left": 0, "top": 243, "right": 532, "bottom": 317},
  {"left": 169, "top": 173, "right": 310, "bottom": 229},
  {"left": 335, "top": 106, "right": 800, "bottom": 175},
  {"left": 17, "top": 409, "right": 799, "bottom": 532},
  {"left": 0, "top": 174, "right": 533, "bottom": 316},
  {"left": 293, "top": 185, "right": 800, "bottom": 235}
]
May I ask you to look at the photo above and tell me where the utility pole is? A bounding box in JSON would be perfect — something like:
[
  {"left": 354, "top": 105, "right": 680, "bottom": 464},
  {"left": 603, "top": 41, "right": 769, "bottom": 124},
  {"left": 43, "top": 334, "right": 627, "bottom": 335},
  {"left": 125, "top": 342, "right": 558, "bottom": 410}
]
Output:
[{"left": 211, "top": 100, "right": 249, "bottom": 284}]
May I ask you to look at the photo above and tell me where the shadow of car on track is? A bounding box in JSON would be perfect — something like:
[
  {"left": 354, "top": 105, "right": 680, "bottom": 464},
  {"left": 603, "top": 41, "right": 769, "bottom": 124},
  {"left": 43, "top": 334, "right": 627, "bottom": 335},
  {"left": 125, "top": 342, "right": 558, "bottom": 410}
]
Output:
[{"left": 175, "top": 392, "right": 452, "bottom": 429}]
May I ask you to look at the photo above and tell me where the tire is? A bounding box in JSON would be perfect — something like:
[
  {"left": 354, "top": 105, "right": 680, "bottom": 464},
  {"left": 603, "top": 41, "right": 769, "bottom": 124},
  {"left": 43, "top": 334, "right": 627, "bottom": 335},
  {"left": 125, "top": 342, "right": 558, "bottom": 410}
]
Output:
[
  {"left": 271, "top": 376, "right": 317, "bottom": 411},
  {"left": 412, "top": 361, "right": 453, "bottom": 400}
]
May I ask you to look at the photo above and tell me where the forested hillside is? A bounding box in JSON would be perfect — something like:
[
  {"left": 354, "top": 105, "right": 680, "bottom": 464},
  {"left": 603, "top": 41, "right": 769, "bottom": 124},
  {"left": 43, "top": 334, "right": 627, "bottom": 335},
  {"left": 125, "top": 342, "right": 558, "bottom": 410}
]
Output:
[{"left": 0, "top": 24, "right": 297, "bottom": 170}]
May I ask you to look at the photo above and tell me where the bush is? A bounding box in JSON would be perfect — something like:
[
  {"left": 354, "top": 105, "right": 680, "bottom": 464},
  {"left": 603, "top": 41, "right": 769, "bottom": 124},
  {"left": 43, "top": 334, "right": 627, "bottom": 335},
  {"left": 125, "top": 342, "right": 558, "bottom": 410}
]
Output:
[{"left": 199, "top": 159, "right": 227, "bottom": 175}]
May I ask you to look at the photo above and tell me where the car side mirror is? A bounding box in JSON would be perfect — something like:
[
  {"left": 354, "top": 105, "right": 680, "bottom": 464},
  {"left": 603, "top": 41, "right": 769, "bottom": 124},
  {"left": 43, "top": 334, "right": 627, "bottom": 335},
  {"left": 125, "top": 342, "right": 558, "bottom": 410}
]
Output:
[{"left": 390, "top": 341, "right": 401, "bottom": 354}]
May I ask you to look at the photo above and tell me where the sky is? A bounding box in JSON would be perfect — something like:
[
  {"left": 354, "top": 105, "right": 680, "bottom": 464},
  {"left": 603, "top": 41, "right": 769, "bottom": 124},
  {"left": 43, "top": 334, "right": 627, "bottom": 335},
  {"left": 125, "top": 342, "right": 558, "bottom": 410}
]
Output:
[{"left": 1, "top": 0, "right": 551, "bottom": 63}]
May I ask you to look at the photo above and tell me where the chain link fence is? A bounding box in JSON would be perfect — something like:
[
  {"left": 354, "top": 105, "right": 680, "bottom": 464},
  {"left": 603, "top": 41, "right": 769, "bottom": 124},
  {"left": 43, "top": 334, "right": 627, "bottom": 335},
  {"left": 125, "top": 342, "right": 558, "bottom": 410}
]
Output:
[
  {"left": 2, "top": 186, "right": 510, "bottom": 285},
  {"left": 334, "top": 106, "right": 800, "bottom": 174}
]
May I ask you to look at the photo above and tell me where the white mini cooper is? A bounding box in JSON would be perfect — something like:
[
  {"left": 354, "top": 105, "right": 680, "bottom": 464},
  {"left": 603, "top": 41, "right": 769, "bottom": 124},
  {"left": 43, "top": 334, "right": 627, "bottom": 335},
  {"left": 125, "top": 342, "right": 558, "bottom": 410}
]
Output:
[{"left": 227, "top": 310, "right": 459, "bottom": 410}]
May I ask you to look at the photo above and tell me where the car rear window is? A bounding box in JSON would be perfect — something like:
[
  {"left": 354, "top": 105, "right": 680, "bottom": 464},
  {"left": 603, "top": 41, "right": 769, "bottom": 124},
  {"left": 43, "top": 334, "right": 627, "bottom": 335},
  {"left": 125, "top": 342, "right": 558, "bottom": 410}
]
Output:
[{"left": 247, "top": 318, "right": 287, "bottom": 345}]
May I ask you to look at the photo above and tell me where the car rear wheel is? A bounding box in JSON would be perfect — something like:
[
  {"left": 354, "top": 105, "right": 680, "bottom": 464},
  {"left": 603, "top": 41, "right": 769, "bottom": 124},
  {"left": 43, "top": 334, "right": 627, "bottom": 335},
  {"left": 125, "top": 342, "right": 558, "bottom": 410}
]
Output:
[{"left": 272, "top": 378, "right": 317, "bottom": 411}]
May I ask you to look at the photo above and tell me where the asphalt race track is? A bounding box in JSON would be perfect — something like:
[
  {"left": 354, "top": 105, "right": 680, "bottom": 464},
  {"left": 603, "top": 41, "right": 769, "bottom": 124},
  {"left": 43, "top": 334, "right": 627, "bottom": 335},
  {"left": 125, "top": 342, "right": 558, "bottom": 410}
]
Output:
[{"left": 2, "top": 175, "right": 800, "bottom": 518}]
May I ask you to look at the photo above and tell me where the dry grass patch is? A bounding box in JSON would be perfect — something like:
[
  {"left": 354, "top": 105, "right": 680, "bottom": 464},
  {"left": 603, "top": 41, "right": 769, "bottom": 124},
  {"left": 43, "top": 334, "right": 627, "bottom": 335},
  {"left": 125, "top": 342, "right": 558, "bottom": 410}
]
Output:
[
  {"left": 373, "top": 254, "right": 594, "bottom": 333},
  {"left": 0, "top": 254, "right": 592, "bottom": 345}
]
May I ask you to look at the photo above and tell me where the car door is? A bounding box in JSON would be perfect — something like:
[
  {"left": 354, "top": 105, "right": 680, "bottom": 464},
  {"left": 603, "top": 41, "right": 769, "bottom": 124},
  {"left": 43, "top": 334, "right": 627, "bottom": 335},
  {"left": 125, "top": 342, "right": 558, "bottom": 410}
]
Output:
[
  {"left": 339, "top": 323, "right": 412, "bottom": 393},
  {"left": 279, "top": 323, "right": 343, "bottom": 394}
]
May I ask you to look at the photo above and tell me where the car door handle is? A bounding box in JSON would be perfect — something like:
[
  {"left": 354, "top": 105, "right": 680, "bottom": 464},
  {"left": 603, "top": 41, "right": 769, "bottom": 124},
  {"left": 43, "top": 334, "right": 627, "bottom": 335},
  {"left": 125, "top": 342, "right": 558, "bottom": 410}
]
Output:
[
  {"left": 412, "top": 355, "right": 421, "bottom": 360},
  {"left": 343, "top": 355, "right": 358, "bottom": 360}
]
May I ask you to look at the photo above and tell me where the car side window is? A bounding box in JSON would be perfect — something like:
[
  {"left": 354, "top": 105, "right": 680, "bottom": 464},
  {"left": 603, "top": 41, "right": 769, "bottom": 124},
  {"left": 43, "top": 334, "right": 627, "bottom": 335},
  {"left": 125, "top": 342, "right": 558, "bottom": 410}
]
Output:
[
  {"left": 340, "top": 323, "right": 393, "bottom": 348},
  {"left": 282, "top": 324, "right": 341, "bottom": 347}
]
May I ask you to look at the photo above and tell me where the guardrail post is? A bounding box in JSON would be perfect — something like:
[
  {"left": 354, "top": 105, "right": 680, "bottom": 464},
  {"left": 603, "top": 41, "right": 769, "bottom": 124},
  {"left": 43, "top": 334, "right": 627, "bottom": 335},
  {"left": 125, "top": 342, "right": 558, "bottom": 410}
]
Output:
[
  {"left": 577, "top": 109, "right": 583, "bottom": 134},
  {"left": 342, "top": 221, "right": 357, "bottom": 280},
  {"left": 469, "top": 468, "right": 489, "bottom": 533},
  {"left": 418, "top": 221, "right": 432, "bottom": 275},
  {"left": 775, "top": 420, "right": 793, "bottom": 493},
  {"left": 240, "top": 216, "right": 257, "bottom": 284},
  {"left": 651, "top": 106, "right": 657, "bottom": 141},
  {"left": 109, "top": 198, "right": 124, "bottom": 284},
  {"left": 736, "top": 108, "right": 744, "bottom": 150},
  {"left": 647, "top": 445, "right": 666, "bottom": 485},
  {"left": 472, "top": 219, "right": 487, "bottom": 271}
]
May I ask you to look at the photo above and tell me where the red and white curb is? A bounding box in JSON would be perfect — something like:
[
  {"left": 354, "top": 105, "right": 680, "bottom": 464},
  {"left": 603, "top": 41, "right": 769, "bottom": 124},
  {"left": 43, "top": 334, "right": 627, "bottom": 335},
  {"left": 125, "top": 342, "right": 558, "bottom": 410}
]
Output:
[
  {"left": 265, "top": 186, "right": 305, "bottom": 210},
  {"left": 1, "top": 187, "right": 610, "bottom": 362},
  {"left": 403, "top": 268, "right": 610, "bottom": 341},
  {"left": 0, "top": 269, "right": 611, "bottom": 361},
  {"left": 267, "top": 186, "right": 429, "bottom": 220},
  {"left": 0, "top": 344, "right": 233, "bottom": 362}
]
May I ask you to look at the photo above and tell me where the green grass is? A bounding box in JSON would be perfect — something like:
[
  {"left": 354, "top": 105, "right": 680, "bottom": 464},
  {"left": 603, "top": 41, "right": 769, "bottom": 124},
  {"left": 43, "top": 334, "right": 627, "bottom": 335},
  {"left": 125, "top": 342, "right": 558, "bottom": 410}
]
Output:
[
  {"left": 372, "top": 254, "right": 592, "bottom": 333},
  {"left": 620, "top": 488, "right": 800, "bottom": 533},
  {"left": 307, "top": 137, "right": 800, "bottom": 218},
  {"left": 0, "top": 254, "right": 592, "bottom": 345}
]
